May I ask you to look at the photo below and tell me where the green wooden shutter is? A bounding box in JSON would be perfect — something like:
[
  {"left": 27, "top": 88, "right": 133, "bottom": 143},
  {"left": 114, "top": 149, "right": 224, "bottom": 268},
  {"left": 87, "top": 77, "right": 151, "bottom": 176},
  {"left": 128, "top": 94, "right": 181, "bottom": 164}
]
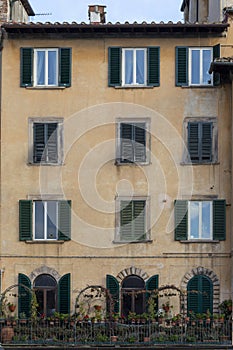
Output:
[
  {"left": 33, "top": 123, "right": 45, "bottom": 163},
  {"left": 106, "top": 274, "right": 119, "bottom": 313},
  {"left": 47, "top": 123, "right": 58, "bottom": 163},
  {"left": 59, "top": 48, "right": 71, "bottom": 87},
  {"left": 108, "top": 47, "right": 121, "bottom": 86},
  {"left": 187, "top": 275, "right": 213, "bottom": 314},
  {"left": 19, "top": 200, "right": 32, "bottom": 241},
  {"left": 175, "top": 47, "right": 188, "bottom": 86},
  {"left": 187, "top": 276, "right": 199, "bottom": 314},
  {"left": 147, "top": 47, "right": 160, "bottom": 86},
  {"left": 58, "top": 200, "right": 71, "bottom": 241},
  {"left": 146, "top": 275, "right": 159, "bottom": 312},
  {"left": 133, "top": 200, "right": 146, "bottom": 241},
  {"left": 58, "top": 273, "right": 70, "bottom": 314},
  {"left": 174, "top": 200, "right": 188, "bottom": 240},
  {"left": 134, "top": 123, "right": 146, "bottom": 162},
  {"left": 213, "top": 44, "right": 220, "bottom": 86},
  {"left": 120, "top": 123, "right": 133, "bottom": 163},
  {"left": 120, "top": 201, "right": 133, "bottom": 240},
  {"left": 188, "top": 122, "right": 199, "bottom": 162},
  {"left": 20, "top": 48, "right": 33, "bottom": 87},
  {"left": 18, "top": 273, "right": 31, "bottom": 318},
  {"left": 213, "top": 199, "right": 226, "bottom": 241},
  {"left": 201, "top": 123, "right": 212, "bottom": 162},
  {"left": 202, "top": 276, "right": 213, "bottom": 313}
]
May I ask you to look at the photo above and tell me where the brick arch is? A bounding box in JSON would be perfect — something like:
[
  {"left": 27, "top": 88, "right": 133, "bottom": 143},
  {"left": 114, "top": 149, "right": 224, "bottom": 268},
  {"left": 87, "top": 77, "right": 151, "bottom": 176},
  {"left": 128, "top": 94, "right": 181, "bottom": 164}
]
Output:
[
  {"left": 180, "top": 266, "right": 220, "bottom": 313},
  {"left": 116, "top": 266, "right": 149, "bottom": 283},
  {"left": 29, "top": 265, "right": 61, "bottom": 284}
]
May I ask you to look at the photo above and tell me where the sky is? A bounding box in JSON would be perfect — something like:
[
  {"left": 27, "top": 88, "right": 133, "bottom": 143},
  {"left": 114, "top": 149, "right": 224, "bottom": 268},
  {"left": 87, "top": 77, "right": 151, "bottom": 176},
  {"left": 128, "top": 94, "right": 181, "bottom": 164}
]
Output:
[{"left": 29, "top": 0, "right": 184, "bottom": 24}]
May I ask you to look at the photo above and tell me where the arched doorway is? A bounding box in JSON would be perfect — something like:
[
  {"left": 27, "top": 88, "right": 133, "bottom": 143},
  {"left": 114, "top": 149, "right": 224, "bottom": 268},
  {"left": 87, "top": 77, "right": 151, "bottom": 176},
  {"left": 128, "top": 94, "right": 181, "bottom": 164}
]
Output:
[
  {"left": 34, "top": 274, "right": 58, "bottom": 317},
  {"left": 121, "top": 275, "right": 146, "bottom": 317},
  {"left": 187, "top": 274, "right": 213, "bottom": 314}
]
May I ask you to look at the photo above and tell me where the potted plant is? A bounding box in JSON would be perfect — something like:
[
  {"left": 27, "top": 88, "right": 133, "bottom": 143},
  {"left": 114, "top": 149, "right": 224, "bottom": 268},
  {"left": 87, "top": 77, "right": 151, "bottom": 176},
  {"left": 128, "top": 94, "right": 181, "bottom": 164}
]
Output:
[{"left": 8, "top": 303, "right": 16, "bottom": 313}]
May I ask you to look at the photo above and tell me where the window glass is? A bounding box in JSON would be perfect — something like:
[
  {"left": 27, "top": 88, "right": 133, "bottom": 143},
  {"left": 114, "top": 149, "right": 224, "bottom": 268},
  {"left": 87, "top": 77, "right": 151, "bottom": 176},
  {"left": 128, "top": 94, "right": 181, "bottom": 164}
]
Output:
[
  {"left": 125, "top": 50, "right": 133, "bottom": 84},
  {"left": 190, "top": 201, "right": 199, "bottom": 239},
  {"left": 35, "top": 49, "right": 58, "bottom": 86},
  {"left": 35, "top": 201, "right": 44, "bottom": 239},
  {"left": 191, "top": 50, "right": 200, "bottom": 85},
  {"left": 34, "top": 201, "right": 58, "bottom": 240},
  {"left": 48, "top": 50, "right": 57, "bottom": 85},
  {"left": 202, "top": 201, "right": 211, "bottom": 239},
  {"left": 189, "top": 201, "right": 212, "bottom": 239},
  {"left": 203, "top": 49, "right": 212, "bottom": 85},
  {"left": 136, "top": 50, "right": 145, "bottom": 84},
  {"left": 47, "top": 201, "right": 57, "bottom": 239},
  {"left": 36, "top": 51, "right": 45, "bottom": 85}
]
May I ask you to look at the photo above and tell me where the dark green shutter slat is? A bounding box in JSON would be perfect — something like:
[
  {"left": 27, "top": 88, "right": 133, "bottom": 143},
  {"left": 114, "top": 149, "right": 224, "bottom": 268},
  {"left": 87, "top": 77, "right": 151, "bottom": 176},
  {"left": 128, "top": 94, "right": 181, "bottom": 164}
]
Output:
[
  {"left": 58, "top": 200, "right": 71, "bottom": 241},
  {"left": 187, "top": 276, "right": 199, "bottom": 314},
  {"left": 176, "top": 47, "right": 188, "bottom": 86},
  {"left": 133, "top": 200, "right": 146, "bottom": 240},
  {"left": 201, "top": 123, "right": 212, "bottom": 161},
  {"left": 213, "top": 44, "right": 220, "bottom": 86},
  {"left": 58, "top": 273, "right": 70, "bottom": 314},
  {"left": 34, "top": 123, "right": 45, "bottom": 163},
  {"left": 19, "top": 200, "right": 32, "bottom": 241},
  {"left": 202, "top": 277, "right": 213, "bottom": 313},
  {"left": 106, "top": 274, "right": 119, "bottom": 313},
  {"left": 47, "top": 123, "right": 58, "bottom": 163},
  {"left": 188, "top": 275, "right": 213, "bottom": 314},
  {"left": 188, "top": 123, "right": 199, "bottom": 162},
  {"left": 147, "top": 47, "right": 160, "bottom": 86},
  {"left": 59, "top": 48, "right": 71, "bottom": 87},
  {"left": 135, "top": 124, "right": 146, "bottom": 162},
  {"left": 174, "top": 200, "right": 188, "bottom": 240},
  {"left": 18, "top": 273, "right": 31, "bottom": 318},
  {"left": 120, "top": 201, "right": 133, "bottom": 240},
  {"left": 146, "top": 275, "right": 159, "bottom": 312},
  {"left": 120, "top": 123, "right": 133, "bottom": 163},
  {"left": 20, "top": 48, "right": 33, "bottom": 87},
  {"left": 108, "top": 47, "right": 121, "bottom": 86},
  {"left": 213, "top": 200, "right": 226, "bottom": 241}
]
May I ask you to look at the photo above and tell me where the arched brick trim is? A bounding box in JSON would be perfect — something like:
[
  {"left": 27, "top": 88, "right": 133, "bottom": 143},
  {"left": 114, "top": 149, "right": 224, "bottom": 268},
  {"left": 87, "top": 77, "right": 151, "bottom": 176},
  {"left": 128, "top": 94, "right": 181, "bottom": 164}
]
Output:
[
  {"left": 116, "top": 267, "right": 149, "bottom": 283},
  {"left": 29, "top": 265, "right": 61, "bottom": 284},
  {"left": 180, "top": 266, "right": 220, "bottom": 314}
]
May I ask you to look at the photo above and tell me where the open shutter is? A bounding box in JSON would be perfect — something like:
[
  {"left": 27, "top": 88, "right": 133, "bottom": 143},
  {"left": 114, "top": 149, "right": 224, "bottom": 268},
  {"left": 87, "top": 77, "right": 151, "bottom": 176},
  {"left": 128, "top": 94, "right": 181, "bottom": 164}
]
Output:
[
  {"left": 120, "top": 123, "right": 133, "bottom": 163},
  {"left": 47, "top": 123, "right": 58, "bottom": 163},
  {"left": 108, "top": 47, "right": 121, "bottom": 86},
  {"left": 58, "top": 200, "right": 71, "bottom": 241},
  {"left": 133, "top": 200, "right": 146, "bottom": 241},
  {"left": 213, "top": 199, "right": 226, "bottom": 241},
  {"left": 134, "top": 123, "right": 146, "bottom": 162},
  {"left": 20, "top": 48, "right": 33, "bottom": 87},
  {"left": 59, "top": 48, "right": 71, "bottom": 87},
  {"left": 213, "top": 44, "right": 220, "bottom": 86},
  {"left": 120, "top": 201, "right": 133, "bottom": 241},
  {"left": 146, "top": 275, "right": 159, "bottom": 313},
  {"left": 202, "top": 276, "right": 213, "bottom": 313},
  {"left": 58, "top": 273, "right": 70, "bottom": 314},
  {"left": 174, "top": 200, "right": 188, "bottom": 240},
  {"left": 175, "top": 47, "right": 188, "bottom": 86},
  {"left": 147, "top": 47, "right": 160, "bottom": 86},
  {"left": 18, "top": 273, "right": 31, "bottom": 318},
  {"left": 188, "top": 122, "right": 199, "bottom": 162},
  {"left": 106, "top": 274, "right": 119, "bottom": 314},
  {"left": 201, "top": 123, "right": 212, "bottom": 161},
  {"left": 187, "top": 276, "right": 199, "bottom": 314},
  {"left": 33, "top": 123, "right": 45, "bottom": 163},
  {"left": 19, "top": 200, "right": 32, "bottom": 241}
]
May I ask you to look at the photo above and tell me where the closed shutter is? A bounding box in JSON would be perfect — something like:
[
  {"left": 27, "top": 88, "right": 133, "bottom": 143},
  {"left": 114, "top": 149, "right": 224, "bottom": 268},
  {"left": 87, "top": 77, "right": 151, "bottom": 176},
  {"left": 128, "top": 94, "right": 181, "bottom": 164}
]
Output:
[
  {"left": 187, "top": 276, "right": 199, "bottom": 314},
  {"left": 146, "top": 275, "right": 159, "bottom": 312},
  {"left": 120, "top": 201, "right": 133, "bottom": 241},
  {"left": 202, "top": 276, "right": 213, "bottom": 313},
  {"left": 33, "top": 123, "right": 45, "bottom": 163},
  {"left": 187, "top": 275, "right": 213, "bottom": 314},
  {"left": 174, "top": 200, "right": 188, "bottom": 240},
  {"left": 213, "top": 199, "right": 226, "bottom": 241},
  {"left": 108, "top": 47, "right": 121, "bottom": 86},
  {"left": 201, "top": 123, "right": 212, "bottom": 161},
  {"left": 47, "top": 123, "right": 58, "bottom": 163},
  {"left": 58, "top": 200, "right": 71, "bottom": 241},
  {"left": 120, "top": 200, "right": 145, "bottom": 241},
  {"left": 213, "top": 44, "right": 220, "bottom": 86},
  {"left": 18, "top": 273, "right": 31, "bottom": 318},
  {"left": 134, "top": 124, "right": 146, "bottom": 162},
  {"left": 133, "top": 200, "right": 146, "bottom": 240},
  {"left": 106, "top": 274, "right": 119, "bottom": 313},
  {"left": 188, "top": 122, "right": 199, "bottom": 162},
  {"left": 175, "top": 47, "right": 188, "bottom": 86},
  {"left": 120, "top": 123, "right": 134, "bottom": 163},
  {"left": 147, "top": 47, "right": 160, "bottom": 86},
  {"left": 59, "top": 48, "right": 72, "bottom": 87},
  {"left": 19, "top": 200, "right": 32, "bottom": 241},
  {"left": 20, "top": 48, "right": 33, "bottom": 87},
  {"left": 58, "top": 273, "right": 70, "bottom": 314}
]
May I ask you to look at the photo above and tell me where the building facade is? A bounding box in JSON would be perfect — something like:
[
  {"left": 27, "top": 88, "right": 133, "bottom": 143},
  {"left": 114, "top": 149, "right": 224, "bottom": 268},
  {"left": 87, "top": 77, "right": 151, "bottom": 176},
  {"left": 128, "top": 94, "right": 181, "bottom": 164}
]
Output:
[{"left": 0, "top": 0, "right": 232, "bottom": 319}]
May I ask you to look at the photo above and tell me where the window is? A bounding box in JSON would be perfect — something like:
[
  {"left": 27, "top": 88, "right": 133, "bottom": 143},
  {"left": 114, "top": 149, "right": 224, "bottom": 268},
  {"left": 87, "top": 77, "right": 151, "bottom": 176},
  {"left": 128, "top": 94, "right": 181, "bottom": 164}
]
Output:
[
  {"left": 29, "top": 118, "right": 63, "bottom": 165},
  {"left": 187, "top": 275, "right": 213, "bottom": 315},
  {"left": 109, "top": 47, "right": 160, "bottom": 87},
  {"left": 115, "top": 197, "right": 150, "bottom": 242},
  {"left": 19, "top": 200, "right": 71, "bottom": 241},
  {"left": 174, "top": 199, "right": 226, "bottom": 241},
  {"left": 183, "top": 118, "right": 217, "bottom": 164},
  {"left": 116, "top": 121, "right": 150, "bottom": 164},
  {"left": 176, "top": 45, "right": 220, "bottom": 86},
  {"left": 20, "top": 48, "right": 71, "bottom": 87}
]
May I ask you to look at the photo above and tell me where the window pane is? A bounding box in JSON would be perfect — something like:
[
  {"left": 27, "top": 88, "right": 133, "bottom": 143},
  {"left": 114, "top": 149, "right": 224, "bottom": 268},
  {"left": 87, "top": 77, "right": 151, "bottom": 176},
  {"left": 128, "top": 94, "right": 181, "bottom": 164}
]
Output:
[
  {"left": 46, "top": 202, "right": 57, "bottom": 239},
  {"left": 136, "top": 50, "right": 145, "bottom": 84},
  {"left": 202, "top": 201, "right": 211, "bottom": 238},
  {"left": 202, "top": 50, "right": 212, "bottom": 85},
  {"left": 125, "top": 50, "right": 133, "bottom": 84},
  {"left": 191, "top": 50, "right": 200, "bottom": 84},
  {"left": 48, "top": 50, "right": 57, "bottom": 85},
  {"left": 36, "top": 51, "right": 45, "bottom": 85},
  {"left": 190, "top": 202, "right": 199, "bottom": 238},
  {"left": 35, "top": 201, "right": 44, "bottom": 239}
]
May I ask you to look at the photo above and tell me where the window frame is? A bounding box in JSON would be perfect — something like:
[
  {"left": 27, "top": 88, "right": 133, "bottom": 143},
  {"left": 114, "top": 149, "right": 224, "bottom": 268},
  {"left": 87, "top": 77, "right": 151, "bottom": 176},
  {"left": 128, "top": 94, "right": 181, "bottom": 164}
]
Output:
[
  {"left": 28, "top": 117, "right": 64, "bottom": 165},
  {"left": 122, "top": 48, "right": 147, "bottom": 86},
  {"left": 182, "top": 117, "right": 218, "bottom": 164},
  {"left": 33, "top": 200, "right": 59, "bottom": 241},
  {"left": 34, "top": 48, "right": 59, "bottom": 87},
  {"left": 116, "top": 119, "right": 150, "bottom": 165},
  {"left": 189, "top": 47, "right": 213, "bottom": 86},
  {"left": 115, "top": 196, "right": 150, "bottom": 243},
  {"left": 188, "top": 201, "right": 213, "bottom": 240}
]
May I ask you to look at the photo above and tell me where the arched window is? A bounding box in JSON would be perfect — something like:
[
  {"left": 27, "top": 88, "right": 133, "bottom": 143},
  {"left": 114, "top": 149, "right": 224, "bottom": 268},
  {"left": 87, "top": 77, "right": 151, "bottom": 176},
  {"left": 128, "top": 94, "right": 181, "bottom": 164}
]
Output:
[
  {"left": 121, "top": 275, "right": 146, "bottom": 316},
  {"left": 34, "top": 274, "right": 57, "bottom": 317},
  {"left": 187, "top": 275, "right": 213, "bottom": 314}
]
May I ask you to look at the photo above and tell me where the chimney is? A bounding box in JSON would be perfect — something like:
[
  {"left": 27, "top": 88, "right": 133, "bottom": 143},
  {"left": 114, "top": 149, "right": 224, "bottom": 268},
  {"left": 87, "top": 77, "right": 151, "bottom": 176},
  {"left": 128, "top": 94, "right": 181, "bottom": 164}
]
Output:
[{"left": 88, "top": 5, "right": 106, "bottom": 24}]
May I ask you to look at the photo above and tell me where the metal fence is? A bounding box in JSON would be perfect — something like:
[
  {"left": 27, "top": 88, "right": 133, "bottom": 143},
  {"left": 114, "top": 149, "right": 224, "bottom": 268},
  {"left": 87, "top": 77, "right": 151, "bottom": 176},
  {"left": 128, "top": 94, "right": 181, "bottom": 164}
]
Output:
[{"left": 0, "top": 319, "right": 232, "bottom": 346}]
